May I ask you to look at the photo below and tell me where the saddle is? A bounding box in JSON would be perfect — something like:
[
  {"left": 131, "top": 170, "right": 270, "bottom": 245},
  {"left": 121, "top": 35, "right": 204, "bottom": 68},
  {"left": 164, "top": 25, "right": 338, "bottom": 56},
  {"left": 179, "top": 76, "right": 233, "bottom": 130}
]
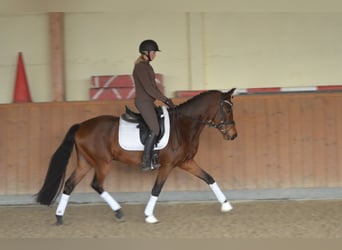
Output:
[{"left": 121, "top": 106, "right": 165, "bottom": 145}]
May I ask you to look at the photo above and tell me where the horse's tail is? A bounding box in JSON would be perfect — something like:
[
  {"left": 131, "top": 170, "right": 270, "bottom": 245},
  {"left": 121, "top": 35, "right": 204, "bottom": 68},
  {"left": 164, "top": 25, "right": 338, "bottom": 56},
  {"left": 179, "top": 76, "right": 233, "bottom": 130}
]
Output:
[{"left": 36, "top": 124, "right": 80, "bottom": 205}]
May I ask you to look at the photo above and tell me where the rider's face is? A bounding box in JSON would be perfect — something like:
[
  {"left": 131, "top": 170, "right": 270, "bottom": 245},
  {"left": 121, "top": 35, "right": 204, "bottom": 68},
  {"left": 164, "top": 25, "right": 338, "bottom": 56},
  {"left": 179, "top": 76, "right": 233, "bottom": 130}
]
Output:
[{"left": 149, "top": 51, "right": 156, "bottom": 61}]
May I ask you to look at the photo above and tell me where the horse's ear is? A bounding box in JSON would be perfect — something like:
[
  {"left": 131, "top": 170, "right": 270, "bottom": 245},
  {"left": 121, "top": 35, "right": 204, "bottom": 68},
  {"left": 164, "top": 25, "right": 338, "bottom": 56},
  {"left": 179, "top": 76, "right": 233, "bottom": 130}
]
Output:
[{"left": 226, "top": 88, "right": 236, "bottom": 97}]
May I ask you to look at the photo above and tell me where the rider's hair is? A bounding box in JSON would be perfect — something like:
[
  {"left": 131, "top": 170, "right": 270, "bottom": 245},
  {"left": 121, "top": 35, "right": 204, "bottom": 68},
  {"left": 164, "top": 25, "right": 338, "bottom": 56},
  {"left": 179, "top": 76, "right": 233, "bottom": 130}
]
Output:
[{"left": 134, "top": 55, "right": 144, "bottom": 65}]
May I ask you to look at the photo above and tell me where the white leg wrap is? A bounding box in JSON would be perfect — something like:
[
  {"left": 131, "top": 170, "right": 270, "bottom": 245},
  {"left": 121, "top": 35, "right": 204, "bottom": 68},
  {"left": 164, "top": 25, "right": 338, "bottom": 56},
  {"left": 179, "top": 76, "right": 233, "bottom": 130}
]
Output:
[
  {"left": 56, "top": 193, "right": 70, "bottom": 216},
  {"left": 101, "top": 191, "right": 121, "bottom": 211},
  {"left": 144, "top": 195, "right": 158, "bottom": 217},
  {"left": 209, "top": 182, "right": 227, "bottom": 203}
]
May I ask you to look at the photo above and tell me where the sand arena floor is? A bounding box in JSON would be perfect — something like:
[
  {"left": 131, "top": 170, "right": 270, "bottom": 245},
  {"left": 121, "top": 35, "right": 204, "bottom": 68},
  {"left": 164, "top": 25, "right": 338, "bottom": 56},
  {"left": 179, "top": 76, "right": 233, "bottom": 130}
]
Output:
[{"left": 0, "top": 199, "right": 342, "bottom": 239}]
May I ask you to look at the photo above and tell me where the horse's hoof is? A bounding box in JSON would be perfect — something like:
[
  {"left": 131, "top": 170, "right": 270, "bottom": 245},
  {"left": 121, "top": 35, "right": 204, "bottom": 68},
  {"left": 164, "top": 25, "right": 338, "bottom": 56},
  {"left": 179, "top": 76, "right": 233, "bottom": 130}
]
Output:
[
  {"left": 145, "top": 215, "right": 159, "bottom": 224},
  {"left": 55, "top": 215, "right": 63, "bottom": 225},
  {"left": 115, "top": 209, "right": 125, "bottom": 222},
  {"left": 221, "top": 201, "right": 233, "bottom": 212}
]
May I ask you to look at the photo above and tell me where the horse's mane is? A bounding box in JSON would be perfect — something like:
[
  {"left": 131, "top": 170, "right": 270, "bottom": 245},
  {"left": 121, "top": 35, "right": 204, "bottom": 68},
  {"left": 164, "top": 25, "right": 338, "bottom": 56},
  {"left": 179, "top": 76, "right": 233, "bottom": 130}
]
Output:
[{"left": 178, "top": 90, "right": 221, "bottom": 108}]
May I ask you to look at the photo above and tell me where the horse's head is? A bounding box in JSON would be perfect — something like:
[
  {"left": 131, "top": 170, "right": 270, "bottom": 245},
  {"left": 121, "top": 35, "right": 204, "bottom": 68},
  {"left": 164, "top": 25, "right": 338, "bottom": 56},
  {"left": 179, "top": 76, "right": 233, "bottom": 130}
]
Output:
[
  {"left": 176, "top": 88, "right": 238, "bottom": 141},
  {"left": 209, "top": 88, "right": 237, "bottom": 141}
]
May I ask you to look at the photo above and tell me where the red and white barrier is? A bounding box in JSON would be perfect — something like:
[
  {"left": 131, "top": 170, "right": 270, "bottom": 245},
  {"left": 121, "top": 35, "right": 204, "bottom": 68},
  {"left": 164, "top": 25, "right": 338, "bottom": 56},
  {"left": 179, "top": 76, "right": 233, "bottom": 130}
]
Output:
[
  {"left": 175, "top": 85, "right": 342, "bottom": 97},
  {"left": 89, "top": 74, "right": 164, "bottom": 100},
  {"left": 236, "top": 85, "right": 342, "bottom": 94}
]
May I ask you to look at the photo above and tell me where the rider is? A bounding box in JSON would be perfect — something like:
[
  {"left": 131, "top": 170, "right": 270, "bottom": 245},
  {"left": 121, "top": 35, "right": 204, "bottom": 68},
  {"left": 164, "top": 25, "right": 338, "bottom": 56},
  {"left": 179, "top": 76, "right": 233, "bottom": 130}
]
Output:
[{"left": 133, "top": 39, "right": 175, "bottom": 171}]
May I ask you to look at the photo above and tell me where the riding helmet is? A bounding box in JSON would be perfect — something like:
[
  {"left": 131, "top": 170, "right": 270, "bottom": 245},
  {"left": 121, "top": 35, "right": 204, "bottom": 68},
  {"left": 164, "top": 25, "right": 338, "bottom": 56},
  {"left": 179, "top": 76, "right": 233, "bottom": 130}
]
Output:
[{"left": 139, "top": 39, "right": 161, "bottom": 54}]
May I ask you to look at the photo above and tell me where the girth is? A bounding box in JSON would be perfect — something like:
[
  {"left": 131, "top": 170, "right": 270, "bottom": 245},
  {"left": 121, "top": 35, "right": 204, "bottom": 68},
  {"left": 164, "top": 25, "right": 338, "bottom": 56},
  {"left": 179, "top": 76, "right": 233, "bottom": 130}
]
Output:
[{"left": 121, "top": 106, "right": 165, "bottom": 145}]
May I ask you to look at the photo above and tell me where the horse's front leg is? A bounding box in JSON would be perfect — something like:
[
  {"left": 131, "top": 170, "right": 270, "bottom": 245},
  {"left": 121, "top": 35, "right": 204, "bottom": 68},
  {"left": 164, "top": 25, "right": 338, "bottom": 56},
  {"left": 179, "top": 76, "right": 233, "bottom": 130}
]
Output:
[
  {"left": 145, "top": 165, "right": 173, "bottom": 224},
  {"left": 179, "top": 159, "right": 233, "bottom": 213}
]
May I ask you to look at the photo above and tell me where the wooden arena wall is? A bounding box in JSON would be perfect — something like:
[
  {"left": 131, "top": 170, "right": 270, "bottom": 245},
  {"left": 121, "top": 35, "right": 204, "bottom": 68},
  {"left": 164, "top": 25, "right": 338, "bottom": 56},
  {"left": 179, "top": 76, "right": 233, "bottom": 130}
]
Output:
[{"left": 0, "top": 92, "right": 341, "bottom": 196}]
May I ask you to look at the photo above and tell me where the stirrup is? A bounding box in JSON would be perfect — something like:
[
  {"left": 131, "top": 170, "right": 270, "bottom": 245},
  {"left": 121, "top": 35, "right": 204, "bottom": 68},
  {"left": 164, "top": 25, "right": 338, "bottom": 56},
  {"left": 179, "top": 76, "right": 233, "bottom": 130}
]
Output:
[
  {"left": 141, "top": 162, "right": 152, "bottom": 171},
  {"left": 151, "top": 152, "right": 161, "bottom": 170},
  {"left": 151, "top": 163, "right": 160, "bottom": 170},
  {"left": 141, "top": 162, "right": 160, "bottom": 171}
]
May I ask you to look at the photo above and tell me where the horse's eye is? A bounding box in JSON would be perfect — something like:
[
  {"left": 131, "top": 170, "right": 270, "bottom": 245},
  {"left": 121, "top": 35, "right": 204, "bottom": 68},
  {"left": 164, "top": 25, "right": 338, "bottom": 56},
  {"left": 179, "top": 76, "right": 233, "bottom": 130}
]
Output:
[{"left": 223, "top": 104, "right": 232, "bottom": 113}]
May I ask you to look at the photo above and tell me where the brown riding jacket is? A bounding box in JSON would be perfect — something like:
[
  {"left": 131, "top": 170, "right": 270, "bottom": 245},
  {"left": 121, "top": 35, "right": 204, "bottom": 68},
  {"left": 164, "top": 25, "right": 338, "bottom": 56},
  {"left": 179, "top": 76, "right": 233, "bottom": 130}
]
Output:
[
  {"left": 133, "top": 60, "right": 168, "bottom": 135},
  {"left": 133, "top": 61, "right": 168, "bottom": 103}
]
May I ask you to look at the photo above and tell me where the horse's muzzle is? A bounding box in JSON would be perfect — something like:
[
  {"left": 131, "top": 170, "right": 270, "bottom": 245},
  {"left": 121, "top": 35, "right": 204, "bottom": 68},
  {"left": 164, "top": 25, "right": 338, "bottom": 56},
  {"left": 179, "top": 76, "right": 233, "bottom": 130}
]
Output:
[
  {"left": 221, "top": 125, "right": 237, "bottom": 141},
  {"left": 225, "top": 132, "right": 238, "bottom": 141}
]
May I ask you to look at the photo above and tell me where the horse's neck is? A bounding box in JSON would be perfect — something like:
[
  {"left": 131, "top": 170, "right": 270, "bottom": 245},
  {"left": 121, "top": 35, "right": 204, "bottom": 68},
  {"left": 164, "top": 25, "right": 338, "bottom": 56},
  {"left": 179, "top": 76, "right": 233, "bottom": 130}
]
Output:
[
  {"left": 178, "top": 99, "right": 214, "bottom": 121},
  {"left": 175, "top": 91, "right": 221, "bottom": 132},
  {"left": 175, "top": 104, "right": 210, "bottom": 131}
]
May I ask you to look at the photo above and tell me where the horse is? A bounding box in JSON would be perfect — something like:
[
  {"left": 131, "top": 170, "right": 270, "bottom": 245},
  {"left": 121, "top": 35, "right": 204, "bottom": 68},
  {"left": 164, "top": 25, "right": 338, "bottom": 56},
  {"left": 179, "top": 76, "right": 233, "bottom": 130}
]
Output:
[{"left": 36, "top": 88, "right": 238, "bottom": 224}]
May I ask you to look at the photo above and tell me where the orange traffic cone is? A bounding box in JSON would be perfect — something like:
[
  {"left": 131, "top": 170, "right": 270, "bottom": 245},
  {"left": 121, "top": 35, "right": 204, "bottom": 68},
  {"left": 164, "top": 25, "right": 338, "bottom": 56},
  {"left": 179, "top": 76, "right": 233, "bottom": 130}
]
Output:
[{"left": 13, "top": 52, "right": 32, "bottom": 103}]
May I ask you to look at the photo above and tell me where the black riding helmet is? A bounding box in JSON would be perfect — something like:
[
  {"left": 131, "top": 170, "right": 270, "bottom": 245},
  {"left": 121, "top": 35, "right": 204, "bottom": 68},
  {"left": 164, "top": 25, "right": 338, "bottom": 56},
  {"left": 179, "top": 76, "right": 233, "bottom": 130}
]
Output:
[{"left": 139, "top": 39, "right": 161, "bottom": 54}]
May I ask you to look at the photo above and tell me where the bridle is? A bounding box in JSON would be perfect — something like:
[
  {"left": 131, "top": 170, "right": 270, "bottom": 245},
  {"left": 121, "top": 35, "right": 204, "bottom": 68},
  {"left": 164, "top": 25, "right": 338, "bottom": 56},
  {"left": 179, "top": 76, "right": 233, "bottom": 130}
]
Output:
[{"left": 206, "top": 98, "right": 235, "bottom": 129}]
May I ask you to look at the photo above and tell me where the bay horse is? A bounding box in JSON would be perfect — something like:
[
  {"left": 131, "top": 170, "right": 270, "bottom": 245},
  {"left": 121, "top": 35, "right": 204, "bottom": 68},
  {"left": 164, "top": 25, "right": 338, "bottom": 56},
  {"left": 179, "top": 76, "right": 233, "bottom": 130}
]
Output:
[{"left": 36, "top": 88, "right": 237, "bottom": 224}]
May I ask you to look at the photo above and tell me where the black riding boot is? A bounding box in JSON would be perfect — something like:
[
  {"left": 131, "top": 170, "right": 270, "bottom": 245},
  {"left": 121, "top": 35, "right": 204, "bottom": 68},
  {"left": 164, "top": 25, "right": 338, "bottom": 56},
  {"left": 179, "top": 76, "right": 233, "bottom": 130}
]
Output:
[{"left": 141, "top": 133, "right": 159, "bottom": 171}]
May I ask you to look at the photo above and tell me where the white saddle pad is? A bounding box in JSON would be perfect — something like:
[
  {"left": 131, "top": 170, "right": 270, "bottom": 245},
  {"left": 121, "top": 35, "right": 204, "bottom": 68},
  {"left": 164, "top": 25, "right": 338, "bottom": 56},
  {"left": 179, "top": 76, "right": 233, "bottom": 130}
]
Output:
[{"left": 118, "top": 106, "right": 170, "bottom": 151}]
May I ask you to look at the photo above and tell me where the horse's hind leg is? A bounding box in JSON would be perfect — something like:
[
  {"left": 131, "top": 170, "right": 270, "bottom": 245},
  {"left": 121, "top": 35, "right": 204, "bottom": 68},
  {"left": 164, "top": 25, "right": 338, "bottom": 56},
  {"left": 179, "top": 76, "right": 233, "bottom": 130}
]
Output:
[
  {"left": 55, "top": 157, "right": 91, "bottom": 225},
  {"left": 91, "top": 162, "right": 123, "bottom": 221},
  {"left": 179, "top": 160, "right": 233, "bottom": 212}
]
